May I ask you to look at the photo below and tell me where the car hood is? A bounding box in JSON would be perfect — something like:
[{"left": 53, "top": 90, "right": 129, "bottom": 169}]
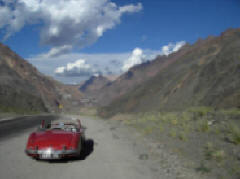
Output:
[{"left": 32, "top": 130, "right": 74, "bottom": 149}]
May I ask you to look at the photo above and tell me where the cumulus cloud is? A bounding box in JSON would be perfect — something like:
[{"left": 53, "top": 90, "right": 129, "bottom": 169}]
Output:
[
  {"left": 55, "top": 59, "right": 97, "bottom": 77},
  {"left": 122, "top": 48, "right": 145, "bottom": 72},
  {"left": 0, "top": 0, "right": 142, "bottom": 53},
  {"left": 161, "top": 41, "right": 186, "bottom": 56},
  {"left": 27, "top": 41, "right": 186, "bottom": 83},
  {"left": 121, "top": 41, "right": 186, "bottom": 72},
  {"left": 28, "top": 52, "right": 129, "bottom": 82}
]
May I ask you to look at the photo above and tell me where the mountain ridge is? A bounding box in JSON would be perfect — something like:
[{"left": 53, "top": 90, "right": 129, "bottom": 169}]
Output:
[
  {"left": 98, "top": 28, "right": 240, "bottom": 117},
  {"left": 0, "top": 43, "right": 83, "bottom": 113}
]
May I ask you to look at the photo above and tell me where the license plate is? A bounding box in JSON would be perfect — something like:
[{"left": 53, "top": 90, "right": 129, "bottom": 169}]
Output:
[
  {"left": 40, "top": 154, "right": 60, "bottom": 159},
  {"left": 52, "top": 154, "right": 60, "bottom": 159},
  {"left": 40, "top": 154, "right": 52, "bottom": 159}
]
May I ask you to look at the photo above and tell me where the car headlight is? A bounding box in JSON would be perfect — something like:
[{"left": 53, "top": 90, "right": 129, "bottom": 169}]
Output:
[{"left": 45, "top": 148, "right": 52, "bottom": 155}]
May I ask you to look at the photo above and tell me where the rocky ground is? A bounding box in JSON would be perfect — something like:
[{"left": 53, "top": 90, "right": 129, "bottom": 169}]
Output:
[{"left": 109, "top": 110, "right": 240, "bottom": 179}]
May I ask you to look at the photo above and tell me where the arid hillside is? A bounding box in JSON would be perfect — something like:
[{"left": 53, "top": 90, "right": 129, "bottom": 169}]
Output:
[
  {"left": 98, "top": 28, "right": 240, "bottom": 117},
  {"left": 80, "top": 75, "right": 110, "bottom": 95},
  {"left": 0, "top": 43, "right": 83, "bottom": 113}
]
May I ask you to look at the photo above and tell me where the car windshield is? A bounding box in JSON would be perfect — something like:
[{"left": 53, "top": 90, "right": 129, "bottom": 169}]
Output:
[{"left": 50, "top": 123, "right": 77, "bottom": 132}]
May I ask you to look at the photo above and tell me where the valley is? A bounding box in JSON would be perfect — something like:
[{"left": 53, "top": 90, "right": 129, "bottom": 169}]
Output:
[{"left": 0, "top": 28, "right": 240, "bottom": 179}]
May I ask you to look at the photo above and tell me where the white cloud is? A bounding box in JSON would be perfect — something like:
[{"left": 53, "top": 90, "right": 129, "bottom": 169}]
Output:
[
  {"left": 55, "top": 66, "right": 65, "bottom": 74},
  {"left": 0, "top": 0, "right": 142, "bottom": 52},
  {"left": 121, "top": 41, "right": 186, "bottom": 71},
  {"left": 161, "top": 41, "right": 186, "bottom": 56},
  {"left": 40, "top": 45, "right": 72, "bottom": 58},
  {"left": 55, "top": 59, "right": 96, "bottom": 77},
  {"left": 119, "top": 3, "right": 142, "bottom": 13},
  {"left": 28, "top": 52, "right": 129, "bottom": 83},
  {"left": 122, "top": 48, "right": 145, "bottom": 72},
  {"left": 27, "top": 41, "right": 186, "bottom": 83}
]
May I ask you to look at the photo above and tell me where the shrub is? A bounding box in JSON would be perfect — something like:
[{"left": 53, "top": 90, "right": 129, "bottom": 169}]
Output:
[
  {"left": 212, "top": 150, "right": 225, "bottom": 163},
  {"left": 171, "top": 119, "right": 178, "bottom": 125},
  {"left": 197, "top": 119, "right": 209, "bottom": 132},
  {"left": 188, "top": 106, "right": 213, "bottom": 117},
  {"left": 181, "top": 122, "right": 191, "bottom": 133},
  {"left": 169, "top": 129, "right": 177, "bottom": 138},
  {"left": 211, "top": 126, "right": 221, "bottom": 134},
  {"left": 225, "top": 123, "right": 240, "bottom": 145},
  {"left": 158, "top": 125, "right": 164, "bottom": 133},
  {"left": 195, "top": 162, "right": 211, "bottom": 173},
  {"left": 143, "top": 127, "right": 154, "bottom": 135},
  {"left": 181, "top": 112, "right": 191, "bottom": 122},
  {"left": 221, "top": 108, "right": 240, "bottom": 116},
  {"left": 179, "top": 132, "right": 187, "bottom": 141},
  {"left": 204, "top": 142, "right": 225, "bottom": 162}
]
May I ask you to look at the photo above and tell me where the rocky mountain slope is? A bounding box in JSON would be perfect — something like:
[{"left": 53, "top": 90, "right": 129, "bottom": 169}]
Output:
[
  {"left": 99, "top": 28, "right": 240, "bottom": 117},
  {"left": 80, "top": 75, "right": 110, "bottom": 95},
  {"left": 0, "top": 43, "right": 82, "bottom": 113},
  {"left": 80, "top": 45, "right": 190, "bottom": 106}
]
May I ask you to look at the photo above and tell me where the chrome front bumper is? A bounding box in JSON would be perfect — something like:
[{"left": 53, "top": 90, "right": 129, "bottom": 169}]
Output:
[{"left": 25, "top": 148, "right": 79, "bottom": 158}]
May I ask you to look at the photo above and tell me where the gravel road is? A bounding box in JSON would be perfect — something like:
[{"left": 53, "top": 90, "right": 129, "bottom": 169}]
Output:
[{"left": 0, "top": 115, "right": 203, "bottom": 179}]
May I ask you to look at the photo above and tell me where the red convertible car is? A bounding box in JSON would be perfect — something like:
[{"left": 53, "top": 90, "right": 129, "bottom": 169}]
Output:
[{"left": 25, "top": 118, "right": 85, "bottom": 160}]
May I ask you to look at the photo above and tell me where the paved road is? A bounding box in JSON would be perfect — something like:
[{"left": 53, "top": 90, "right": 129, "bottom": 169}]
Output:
[
  {"left": 0, "top": 115, "right": 158, "bottom": 179},
  {"left": 0, "top": 115, "right": 59, "bottom": 140}
]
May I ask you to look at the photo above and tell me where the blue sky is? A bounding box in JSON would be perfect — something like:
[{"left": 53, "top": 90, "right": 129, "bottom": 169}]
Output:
[
  {"left": 0, "top": 0, "right": 240, "bottom": 83},
  {"left": 86, "top": 0, "right": 240, "bottom": 53}
]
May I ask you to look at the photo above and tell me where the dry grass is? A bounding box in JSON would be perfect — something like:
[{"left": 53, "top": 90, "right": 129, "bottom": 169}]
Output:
[
  {"left": 102, "top": 108, "right": 240, "bottom": 178},
  {"left": 204, "top": 142, "right": 225, "bottom": 163},
  {"left": 178, "top": 132, "right": 187, "bottom": 141},
  {"left": 78, "top": 107, "right": 98, "bottom": 116},
  {"left": 225, "top": 123, "right": 240, "bottom": 145},
  {"left": 195, "top": 162, "right": 211, "bottom": 174},
  {"left": 169, "top": 129, "right": 177, "bottom": 138},
  {"left": 111, "top": 113, "right": 135, "bottom": 121},
  {"left": 197, "top": 119, "right": 209, "bottom": 132}
]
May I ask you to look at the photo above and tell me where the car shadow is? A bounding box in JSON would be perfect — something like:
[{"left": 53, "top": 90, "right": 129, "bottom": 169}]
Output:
[
  {"left": 78, "top": 138, "right": 95, "bottom": 160},
  {"left": 47, "top": 138, "right": 94, "bottom": 164}
]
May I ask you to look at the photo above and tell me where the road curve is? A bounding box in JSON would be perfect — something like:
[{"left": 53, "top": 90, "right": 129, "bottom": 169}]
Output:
[{"left": 0, "top": 115, "right": 157, "bottom": 179}]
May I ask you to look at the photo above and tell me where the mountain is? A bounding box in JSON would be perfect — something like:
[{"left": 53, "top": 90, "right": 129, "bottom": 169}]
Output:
[
  {"left": 92, "top": 44, "right": 191, "bottom": 106},
  {"left": 99, "top": 28, "right": 240, "bottom": 117},
  {"left": 0, "top": 43, "right": 83, "bottom": 113},
  {"left": 80, "top": 75, "right": 110, "bottom": 94}
]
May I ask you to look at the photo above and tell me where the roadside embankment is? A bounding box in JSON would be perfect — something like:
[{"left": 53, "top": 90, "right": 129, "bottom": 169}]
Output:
[{"left": 107, "top": 107, "right": 240, "bottom": 179}]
